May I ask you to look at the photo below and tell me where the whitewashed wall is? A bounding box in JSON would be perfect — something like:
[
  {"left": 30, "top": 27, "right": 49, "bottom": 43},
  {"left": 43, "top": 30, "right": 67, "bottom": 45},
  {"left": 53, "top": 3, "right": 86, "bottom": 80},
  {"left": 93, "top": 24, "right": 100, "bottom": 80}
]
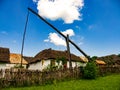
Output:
[
  {"left": 78, "top": 62, "right": 87, "bottom": 67},
  {"left": 0, "top": 63, "right": 26, "bottom": 70},
  {"left": 28, "top": 60, "right": 50, "bottom": 70},
  {"left": 0, "top": 64, "right": 8, "bottom": 69},
  {"left": 67, "top": 61, "right": 86, "bottom": 68},
  {"left": 28, "top": 59, "right": 86, "bottom": 71},
  {"left": 6, "top": 64, "right": 26, "bottom": 68}
]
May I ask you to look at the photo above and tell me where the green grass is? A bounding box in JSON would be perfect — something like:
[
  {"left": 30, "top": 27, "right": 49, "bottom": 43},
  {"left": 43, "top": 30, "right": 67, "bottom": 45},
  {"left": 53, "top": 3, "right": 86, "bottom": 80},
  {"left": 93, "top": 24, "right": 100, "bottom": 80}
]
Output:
[{"left": 3, "top": 74, "right": 120, "bottom": 90}]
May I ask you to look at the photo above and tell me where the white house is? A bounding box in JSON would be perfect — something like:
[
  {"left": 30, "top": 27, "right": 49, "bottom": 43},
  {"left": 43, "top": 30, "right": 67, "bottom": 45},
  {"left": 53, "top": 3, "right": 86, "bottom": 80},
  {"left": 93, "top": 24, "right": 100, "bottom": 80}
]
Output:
[
  {"left": 28, "top": 49, "right": 86, "bottom": 71},
  {"left": 8, "top": 53, "right": 29, "bottom": 68},
  {"left": 0, "top": 48, "right": 30, "bottom": 69},
  {"left": 0, "top": 47, "right": 86, "bottom": 71}
]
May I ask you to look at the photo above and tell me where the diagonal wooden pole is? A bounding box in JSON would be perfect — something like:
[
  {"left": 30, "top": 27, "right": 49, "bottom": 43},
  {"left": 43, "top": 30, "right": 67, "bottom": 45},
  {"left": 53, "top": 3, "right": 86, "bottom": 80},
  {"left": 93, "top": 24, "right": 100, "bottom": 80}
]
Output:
[{"left": 28, "top": 8, "right": 91, "bottom": 61}]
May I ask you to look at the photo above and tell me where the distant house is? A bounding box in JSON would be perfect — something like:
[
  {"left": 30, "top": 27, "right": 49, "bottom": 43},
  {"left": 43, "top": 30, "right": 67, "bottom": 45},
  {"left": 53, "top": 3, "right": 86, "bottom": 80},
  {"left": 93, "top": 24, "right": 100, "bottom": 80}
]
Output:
[
  {"left": 79, "top": 56, "right": 106, "bottom": 66},
  {"left": 0, "top": 47, "right": 10, "bottom": 69},
  {"left": 6, "top": 53, "right": 29, "bottom": 68},
  {"left": 98, "top": 54, "right": 120, "bottom": 65},
  {"left": 28, "top": 49, "right": 86, "bottom": 71},
  {"left": 0, "top": 47, "right": 32, "bottom": 69}
]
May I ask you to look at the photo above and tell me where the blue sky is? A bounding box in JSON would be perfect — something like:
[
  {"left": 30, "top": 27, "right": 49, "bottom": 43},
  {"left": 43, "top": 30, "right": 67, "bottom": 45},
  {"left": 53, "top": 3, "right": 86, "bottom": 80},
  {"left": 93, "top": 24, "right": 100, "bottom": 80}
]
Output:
[{"left": 0, "top": 0, "right": 120, "bottom": 57}]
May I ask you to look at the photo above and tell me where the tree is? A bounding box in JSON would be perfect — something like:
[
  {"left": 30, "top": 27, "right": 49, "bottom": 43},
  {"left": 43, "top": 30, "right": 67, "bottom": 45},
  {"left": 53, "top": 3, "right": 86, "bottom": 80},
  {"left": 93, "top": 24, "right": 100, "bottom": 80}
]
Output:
[{"left": 91, "top": 56, "right": 98, "bottom": 61}]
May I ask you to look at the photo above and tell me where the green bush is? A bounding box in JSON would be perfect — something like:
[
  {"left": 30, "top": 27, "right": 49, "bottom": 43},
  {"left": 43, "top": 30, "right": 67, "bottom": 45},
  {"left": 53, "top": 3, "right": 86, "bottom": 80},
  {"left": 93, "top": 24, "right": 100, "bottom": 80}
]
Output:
[
  {"left": 118, "top": 54, "right": 120, "bottom": 57},
  {"left": 83, "top": 60, "right": 98, "bottom": 79},
  {"left": 14, "top": 64, "right": 24, "bottom": 68}
]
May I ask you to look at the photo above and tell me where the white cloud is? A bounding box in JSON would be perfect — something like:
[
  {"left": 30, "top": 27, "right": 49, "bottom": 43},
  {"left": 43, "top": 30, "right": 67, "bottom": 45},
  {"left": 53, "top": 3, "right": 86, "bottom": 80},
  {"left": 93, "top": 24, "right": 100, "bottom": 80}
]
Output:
[
  {"left": 44, "top": 29, "right": 75, "bottom": 46},
  {"left": 49, "top": 33, "right": 66, "bottom": 46},
  {"left": 34, "top": 0, "right": 84, "bottom": 24},
  {"left": 44, "top": 39, "right": 49, "bottom": 42},
  {"left": 33, "top": 0, "right": 38, "bottom": 2},
  {"left": 62, "top": 29, "right": 75, "bottom": 36}
]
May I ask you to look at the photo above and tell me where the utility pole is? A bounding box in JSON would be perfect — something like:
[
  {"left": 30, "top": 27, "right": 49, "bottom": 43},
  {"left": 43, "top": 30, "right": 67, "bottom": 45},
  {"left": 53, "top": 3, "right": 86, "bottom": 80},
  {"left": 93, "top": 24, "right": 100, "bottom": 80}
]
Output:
[
  {"left": 20, "top": 11, "right": 29, "bottom": 68},
  {"left": 66, "top": 34, "right": 72, "bottom": 69}
]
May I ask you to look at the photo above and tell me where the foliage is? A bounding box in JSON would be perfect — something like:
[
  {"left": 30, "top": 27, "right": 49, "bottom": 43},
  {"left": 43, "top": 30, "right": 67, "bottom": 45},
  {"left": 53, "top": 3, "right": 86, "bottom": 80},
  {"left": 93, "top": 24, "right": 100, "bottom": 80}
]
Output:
[
  {"left": 91, "top": 56, "right": 98, "bottom": 61},
  {"left": 44, "top": 57, "right": 67, "bottom": 71},
  {"left": 83, "top": 60, "right": 98, "bottom": 79},
  {"left": 56, "top": 58, "right": 61, "bottom": 65},
  {"left": 118, "top": 54, "right": 120, "bottom": 57},
  {"left": 14, "top": 64, "right": 24, "bottom": 68},
  {"left": 0, "top": 62, "right": 6, "bottom": 64},
  {"left": 56, "top": 57, "right": 66, "bottom": 65},
  {"left": 43, "top": 64, "right": 53, "bottom": 71},
  {"left": 56, "top": 57, "right": 67, "bottom": 69},
  {"left": 4, "top": 74, "right": 120, "bottom": 90}
]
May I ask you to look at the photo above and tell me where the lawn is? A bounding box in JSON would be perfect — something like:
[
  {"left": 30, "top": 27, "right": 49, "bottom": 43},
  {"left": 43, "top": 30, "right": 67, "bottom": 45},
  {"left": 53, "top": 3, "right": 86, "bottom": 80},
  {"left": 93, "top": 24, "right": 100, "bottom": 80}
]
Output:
[{"left": 4, "top": 74, "right": 120, "bottom": 90}]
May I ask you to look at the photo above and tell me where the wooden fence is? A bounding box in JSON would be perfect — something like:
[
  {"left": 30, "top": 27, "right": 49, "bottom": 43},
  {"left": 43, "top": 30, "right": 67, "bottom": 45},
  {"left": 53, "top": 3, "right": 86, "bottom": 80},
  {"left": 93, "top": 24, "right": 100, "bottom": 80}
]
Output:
[
  {"left": 99, "top": 65, "right": 120, "bottom": 75},
  {"left": 0, "top": 68, "right": 81, "bottom": 87},
  {"left": 0, "top": 66, "right": 120, "bottom": 88}
]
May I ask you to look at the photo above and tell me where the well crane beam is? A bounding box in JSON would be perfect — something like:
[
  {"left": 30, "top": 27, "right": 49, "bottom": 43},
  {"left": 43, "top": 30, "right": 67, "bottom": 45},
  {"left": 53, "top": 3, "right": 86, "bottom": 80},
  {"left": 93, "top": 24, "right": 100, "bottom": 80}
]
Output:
[{"left": 28, "top": 8, "right": 91, "bottom": 61}]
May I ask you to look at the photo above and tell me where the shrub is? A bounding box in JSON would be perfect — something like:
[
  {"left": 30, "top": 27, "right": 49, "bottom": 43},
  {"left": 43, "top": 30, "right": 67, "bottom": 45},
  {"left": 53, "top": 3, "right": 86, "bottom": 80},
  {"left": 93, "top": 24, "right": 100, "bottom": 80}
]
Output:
[
  {"left": 56, "top": 58, "right": 61, "bottom": 66},
  {"left": 56, "top": 57, "right": 67, "bottom": 69},
  {"left": 14, "top": 64, "right": 24, "bottom": 68},
  {"left": 91, "top": 56, "right": 98, "bottom": 61},
  {"left": 83, "top": 60, "right": 98, "bottom": 79},
  {"left": 118, "top": 54, "right": 120, "bottom": 57}
]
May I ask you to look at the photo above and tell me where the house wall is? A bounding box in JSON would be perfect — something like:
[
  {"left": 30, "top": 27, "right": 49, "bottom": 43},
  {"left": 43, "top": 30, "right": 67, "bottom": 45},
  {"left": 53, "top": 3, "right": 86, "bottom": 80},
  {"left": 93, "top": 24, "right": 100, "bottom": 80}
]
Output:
[
  {"left": 56, "top": 61, "right": 82, "bottom": 68},
  {"left": 6, "top": 64, "right": 27, "bottom": 68},
  {"left": 0, "top": 63, "right": 27, "bottom": 70},
  {"left": 0, "top": 64, "right": 8, "bottom": 69},
  {"left": 28, "top": 60, "right": 86, "bottom": 71},
  {"left": 28, "top": 60, "right": 50, "bottom": 70},
  {"left": 78, "top": 62, "right": 87, "bottom": 67},
  {"left": 67, "top": 61, "right": 86, "bottom": 68}
]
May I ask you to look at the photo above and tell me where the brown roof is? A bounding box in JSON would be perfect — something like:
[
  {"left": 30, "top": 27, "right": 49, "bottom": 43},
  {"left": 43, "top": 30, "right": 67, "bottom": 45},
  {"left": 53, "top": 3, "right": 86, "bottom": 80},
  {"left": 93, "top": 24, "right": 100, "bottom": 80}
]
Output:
[
  {"left": 10, "top": 53, "right": 28, "bottom": 64},
  {"left": 0, "top": 47, "right": 10, "bottom": 63},
  {"left": 98, "top": 54, "right": 120, "bottom": 65},
  {"left": 30, "top": 48, "right": 84, "bottom": 63},
  {"left": 23, "top": 56, "right": 34, "bottom": 63},
  {"left": 80, "top": 56, "right": 88, "bottom": 62},
  {"left": 96, "top": 60, "right": 106, "bottom": 65}
]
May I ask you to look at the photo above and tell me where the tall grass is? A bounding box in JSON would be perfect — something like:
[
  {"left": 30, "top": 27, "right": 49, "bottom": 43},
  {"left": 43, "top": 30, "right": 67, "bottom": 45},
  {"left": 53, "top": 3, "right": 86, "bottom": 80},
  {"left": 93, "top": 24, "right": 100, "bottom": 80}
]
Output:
[{"left": 4, "top": 74, "right": 120, "bottom": 90}]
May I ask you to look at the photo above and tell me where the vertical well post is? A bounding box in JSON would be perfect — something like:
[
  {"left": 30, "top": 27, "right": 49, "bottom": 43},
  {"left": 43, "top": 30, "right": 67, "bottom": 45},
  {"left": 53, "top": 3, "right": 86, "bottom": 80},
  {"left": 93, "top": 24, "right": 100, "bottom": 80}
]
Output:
[
  {"left": 20, "top": 11, "right": 29, "bottom": 68},
  {"left": 66, "top": 34, "right": 72, "bottom": 69}
]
